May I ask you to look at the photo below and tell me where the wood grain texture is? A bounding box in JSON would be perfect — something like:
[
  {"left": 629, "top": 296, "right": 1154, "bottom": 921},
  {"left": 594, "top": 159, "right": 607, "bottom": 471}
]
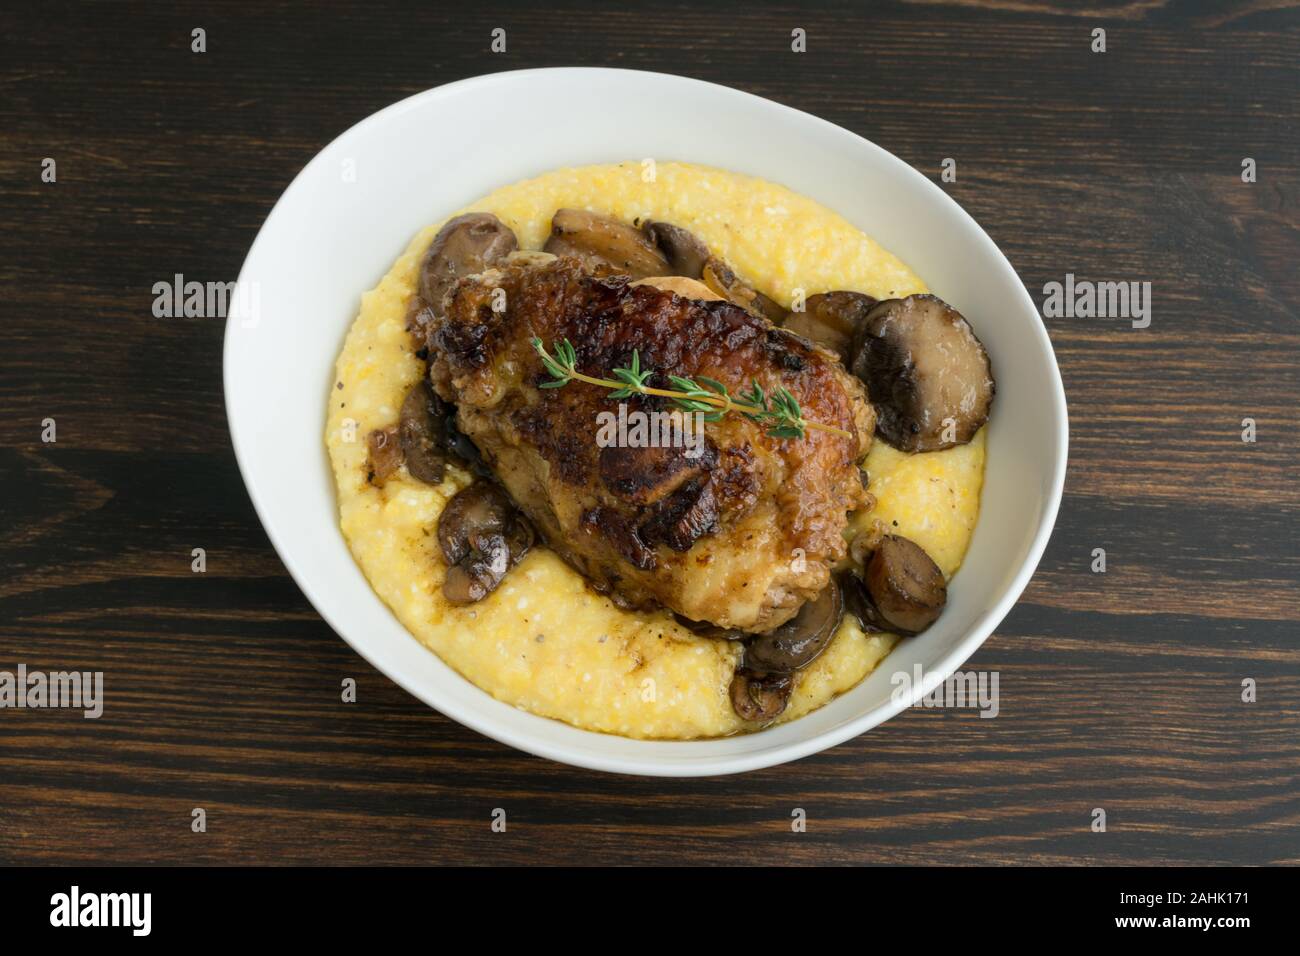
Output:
[{"left": 1, "top": 0, "right": 1297, "bottom": 865}]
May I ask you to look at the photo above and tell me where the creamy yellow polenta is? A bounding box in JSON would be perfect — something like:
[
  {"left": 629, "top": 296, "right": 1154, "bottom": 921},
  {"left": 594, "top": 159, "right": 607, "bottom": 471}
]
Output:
[{"left": 325, "top": 162, "right": 985, "bottom": 740}]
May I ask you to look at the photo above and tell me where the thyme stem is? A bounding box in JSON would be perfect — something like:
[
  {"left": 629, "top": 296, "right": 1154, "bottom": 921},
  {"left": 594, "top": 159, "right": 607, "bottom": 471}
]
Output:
[{"left": 531, "top": 337, "right": 852, "bottom": 441}]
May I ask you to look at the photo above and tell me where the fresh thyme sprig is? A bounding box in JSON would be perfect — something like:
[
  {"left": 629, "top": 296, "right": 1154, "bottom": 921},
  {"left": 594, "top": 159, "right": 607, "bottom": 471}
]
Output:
[{"left": 531, "top": 337, "right": 851, "bottom": 441}]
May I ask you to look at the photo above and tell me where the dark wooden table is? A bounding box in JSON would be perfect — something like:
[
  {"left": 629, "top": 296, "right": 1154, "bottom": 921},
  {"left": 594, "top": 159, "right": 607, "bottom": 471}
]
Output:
[{"left": 2, "top": 0, "right": 1296, "bottom": 866}]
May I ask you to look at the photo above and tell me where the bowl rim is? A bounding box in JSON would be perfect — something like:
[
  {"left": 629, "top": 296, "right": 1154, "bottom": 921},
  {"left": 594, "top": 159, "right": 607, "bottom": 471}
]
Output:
[{"left": 223, "top": 66, "right": 1068, "bottom": 776}]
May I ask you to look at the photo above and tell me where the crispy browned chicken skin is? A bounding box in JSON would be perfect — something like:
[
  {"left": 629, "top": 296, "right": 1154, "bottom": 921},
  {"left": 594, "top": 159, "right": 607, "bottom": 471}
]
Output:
[{"left": 425, "top": 255, "right": 874, "bottom": 632}]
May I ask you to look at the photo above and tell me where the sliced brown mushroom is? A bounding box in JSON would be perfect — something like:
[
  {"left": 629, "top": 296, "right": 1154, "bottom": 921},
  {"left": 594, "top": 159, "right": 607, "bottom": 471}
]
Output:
[
  {"left": 840, "top": 571, "right": 887, "bottom": 633},
  {"left": 398, "top": 380, "right": 453, "bottom": 485},
  {"left": 641, "top": 220, "right": 712, "bottom": 278},
  {"left": 861, "top": 534, "right": 946, "bottom": 634},
  {"left": 437, "top": 482, "right": 534, "bottom": 604},
  {"left": 437, "top": 482, "right": 512, "bottom": 566},
  {"left": 701, "top": 257, "right": 786, "bottom": 323},
  {"left": 729, "top": 668, "right": 794, "bottom": 722},
  {"left": 850, "top": 294, "right": 994, "bottom": 452},
  {"left": 443, "top": 414, "right": 493, "bottom": 479},
  {"left": 743, "top": 580, "right": 843, "bottom": 673},
  {"left": 782, "top": 291, "right": 878, "bottom": 364},
  {"left": 419, "top": 212, "right": 518, "bottom": 313},
  {"left": 722, "top": 580, "right": 846, "bottom": 721},
  {"left": 365, "top": 425, "right": 402, "bottom": 487},
  {"left": 543, "top": 209, "right": 669, "bottom": 279}
]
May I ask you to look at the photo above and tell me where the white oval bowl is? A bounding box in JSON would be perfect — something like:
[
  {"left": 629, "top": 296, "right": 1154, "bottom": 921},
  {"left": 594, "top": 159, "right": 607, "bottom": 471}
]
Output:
[{"left": 224, "top": 68, "right": 1067, "bottom": 776}]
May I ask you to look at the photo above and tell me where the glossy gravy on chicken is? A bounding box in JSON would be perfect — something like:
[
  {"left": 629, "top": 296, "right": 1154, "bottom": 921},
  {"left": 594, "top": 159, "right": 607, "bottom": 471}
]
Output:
[{"left": 326, "top": 162, "right": 986, "bottom": 739}]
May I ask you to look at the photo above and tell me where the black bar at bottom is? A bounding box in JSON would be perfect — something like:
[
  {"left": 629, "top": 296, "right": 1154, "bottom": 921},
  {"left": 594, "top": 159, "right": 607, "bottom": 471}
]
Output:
[{"left": 0, "top": 865, "right": 1279, "bottom": 940}]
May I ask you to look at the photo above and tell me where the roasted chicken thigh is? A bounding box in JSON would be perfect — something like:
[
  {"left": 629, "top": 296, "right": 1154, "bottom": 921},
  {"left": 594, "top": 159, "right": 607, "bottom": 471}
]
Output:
[{"left": 423, "top": 255, "right": 874, "bottom": 633}]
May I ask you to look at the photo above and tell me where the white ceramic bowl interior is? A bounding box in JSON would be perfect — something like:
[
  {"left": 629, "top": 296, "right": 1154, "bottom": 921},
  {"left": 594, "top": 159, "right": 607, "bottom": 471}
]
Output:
[{"left": 224, "top": 68, "right": 1067, "bottom": 776}]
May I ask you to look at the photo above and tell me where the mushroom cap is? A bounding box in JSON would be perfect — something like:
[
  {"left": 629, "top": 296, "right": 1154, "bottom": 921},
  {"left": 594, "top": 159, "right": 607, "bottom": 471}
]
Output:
[
  {"left": 437, "top": 482, "right": 533, "bottom": 605},
  {"left": 419, "top": 212, "right": 519, "bottom": 313},
  {"left": 641, "top": 219, "right": 713, "bottom": 279},
  {"left": 543, "top": 208, "right": 669, "bottom": 279},
  {"left": 782, "top": 290, "right": 878, "bottom": 364},
  {"left": 398, "top": 380, "right": 453, "bottom": 485},
  {"left": 863, "top": 534, "right": 947, "bottom": 634},
  {"left": 851, "top": 294, "right": 994, "bottom": 452},
  {"left": 743, "top": 579, "right": 843, "bottom": 673}
]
